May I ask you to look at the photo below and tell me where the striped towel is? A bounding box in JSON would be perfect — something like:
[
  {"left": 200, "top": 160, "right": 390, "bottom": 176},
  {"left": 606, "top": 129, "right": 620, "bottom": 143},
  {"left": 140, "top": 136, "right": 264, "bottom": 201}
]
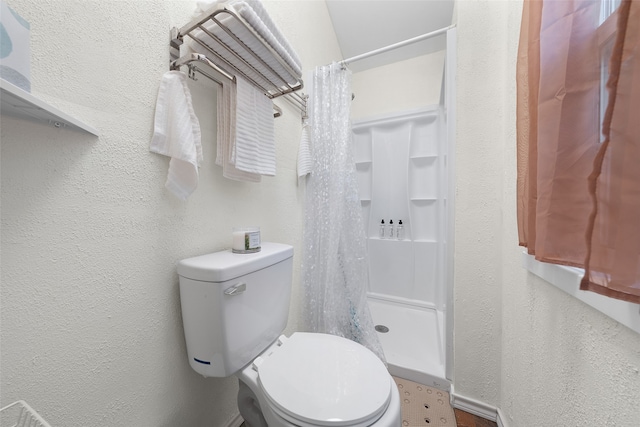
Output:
[
  {"left": 297, "top": 121, "right": 312, "bottom": 179},
  {"left": 233, "top": 76, "right": 276, "bottom": 176},
  {"left": 216, "top": 77, "right": 261, "bottom": 182}
]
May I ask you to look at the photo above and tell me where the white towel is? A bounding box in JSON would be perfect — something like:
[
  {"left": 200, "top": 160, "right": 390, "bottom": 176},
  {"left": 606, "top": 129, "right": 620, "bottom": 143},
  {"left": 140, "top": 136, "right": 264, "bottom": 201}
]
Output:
[
  {"left": 233, "top": 76, "right": 276, "bottom": 176},
  {"left": 216, "top": 77, "right": 261, "bottom": 182},
  {"left": 195, "top": 0, "right": 226, "bottom": 15},
  {"left": 150, "top": 71, "right": 203, "bottom": 200},
  {"left": 232, "top": 1, "right": 302, "bottom": 75},
  {"left": 215, "top": 73, "right": 231, "bottom": 167},
  {"left": 297, "top": 121, "right": 312, "bottom": 179}
]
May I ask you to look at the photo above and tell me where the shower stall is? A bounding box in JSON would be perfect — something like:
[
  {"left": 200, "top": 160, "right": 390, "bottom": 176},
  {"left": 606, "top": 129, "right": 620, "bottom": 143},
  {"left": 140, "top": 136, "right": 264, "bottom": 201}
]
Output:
[{"left": 352, "top": 29, "right": 455, "bottom": 391}]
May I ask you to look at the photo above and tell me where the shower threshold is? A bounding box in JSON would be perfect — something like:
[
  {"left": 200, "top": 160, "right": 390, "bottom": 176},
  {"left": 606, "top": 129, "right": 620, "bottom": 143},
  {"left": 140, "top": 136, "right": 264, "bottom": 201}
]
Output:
[{"left": 368, "top": 297, "right": 449, "bottom": 391}]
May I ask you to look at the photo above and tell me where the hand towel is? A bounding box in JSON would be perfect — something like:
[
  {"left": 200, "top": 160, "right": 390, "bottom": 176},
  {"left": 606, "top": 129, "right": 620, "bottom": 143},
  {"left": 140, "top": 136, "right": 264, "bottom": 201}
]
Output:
[
  {"left": 216, "top": 76, "right": 262, "bottom": 182},
  {"left": 297, "top": 121, "right": 312, "bottom": 179},
  {"left": 233, "top": 76, "right": 276, "bottom": 176},
  {"left": 150, "top": 71, "right": 203, "bottom": 200}
]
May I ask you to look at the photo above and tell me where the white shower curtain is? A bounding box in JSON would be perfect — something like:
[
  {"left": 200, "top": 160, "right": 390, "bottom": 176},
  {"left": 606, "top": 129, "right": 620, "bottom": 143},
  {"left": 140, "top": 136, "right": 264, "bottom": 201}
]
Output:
[{"left": 301, "top": 63, "right": 386, "bottom": 363}]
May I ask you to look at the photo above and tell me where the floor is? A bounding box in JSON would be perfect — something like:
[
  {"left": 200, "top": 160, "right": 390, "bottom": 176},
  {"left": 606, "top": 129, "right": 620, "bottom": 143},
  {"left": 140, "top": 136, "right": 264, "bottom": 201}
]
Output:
[
  {"left": 454, "top": 409, "right": 499, "bottom": 427},
  {"left": 238, "top": 410, "right": 496, "bottom": 427},
  {"left": 238, "top": 379, "right": 497, "bottom": 427},
  {"left": 393, "top": 376, "right": 497, "bottom": 427}
]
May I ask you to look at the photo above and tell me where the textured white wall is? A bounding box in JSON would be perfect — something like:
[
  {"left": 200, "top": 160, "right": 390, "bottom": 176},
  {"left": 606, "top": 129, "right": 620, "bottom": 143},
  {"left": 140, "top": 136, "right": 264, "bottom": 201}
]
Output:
[
  {"left": 4, "top": 1, "right": 639, "bottom": 426},
  {"left": 453, "top": 0, "right": 507, "bottom": 406},
  {"left": 455, "top": 0, "right": 640, "bottom": 425},
  {"left": 0, "top": 1, "right": 342, "bottom": 426},
  {"left": 351, "top": 51, "right": 445, "bottom": 120}
]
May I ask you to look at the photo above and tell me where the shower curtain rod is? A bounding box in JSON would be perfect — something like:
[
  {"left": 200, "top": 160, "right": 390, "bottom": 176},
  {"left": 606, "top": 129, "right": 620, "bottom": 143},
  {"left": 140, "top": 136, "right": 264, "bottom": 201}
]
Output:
[{"left": 340, "top": 24, "right": 455, "bottom": 65}]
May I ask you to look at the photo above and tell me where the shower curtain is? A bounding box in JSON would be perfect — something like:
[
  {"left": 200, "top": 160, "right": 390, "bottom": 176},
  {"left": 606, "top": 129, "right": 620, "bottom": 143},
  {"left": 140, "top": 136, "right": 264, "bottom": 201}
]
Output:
[{"left": 301, "top": 63, "right": 386, "bottom": 363}]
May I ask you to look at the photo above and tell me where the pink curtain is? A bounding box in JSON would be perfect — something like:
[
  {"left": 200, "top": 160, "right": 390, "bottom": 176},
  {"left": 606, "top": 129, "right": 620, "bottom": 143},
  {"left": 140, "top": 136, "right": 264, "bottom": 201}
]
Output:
[{"left": 517, "top": 0, "right": 640, "bottom": 303}]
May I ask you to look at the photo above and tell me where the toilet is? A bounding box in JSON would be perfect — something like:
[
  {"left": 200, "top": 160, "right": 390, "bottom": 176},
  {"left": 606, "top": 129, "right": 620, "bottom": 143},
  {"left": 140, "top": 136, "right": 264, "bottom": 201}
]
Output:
[{"left": 177, "top": 242, "right": 401, "bottom": 427}]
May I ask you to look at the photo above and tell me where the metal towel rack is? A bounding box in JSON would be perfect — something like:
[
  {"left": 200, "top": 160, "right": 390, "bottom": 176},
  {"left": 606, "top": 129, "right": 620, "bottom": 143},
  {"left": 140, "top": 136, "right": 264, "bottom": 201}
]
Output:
[{"left": 169, "top": 4, "right": 307, "bottom": 120}]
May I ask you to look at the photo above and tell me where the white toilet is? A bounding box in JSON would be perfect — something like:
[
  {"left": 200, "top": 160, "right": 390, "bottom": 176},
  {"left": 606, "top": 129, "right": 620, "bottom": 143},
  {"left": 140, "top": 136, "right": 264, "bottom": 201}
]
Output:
[{"left": 177, "top": 242, "right": 401, "bottom": 427}]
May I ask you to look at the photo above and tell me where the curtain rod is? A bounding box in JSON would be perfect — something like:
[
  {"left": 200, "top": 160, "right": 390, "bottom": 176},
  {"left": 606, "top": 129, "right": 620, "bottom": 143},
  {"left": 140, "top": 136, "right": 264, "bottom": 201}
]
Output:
[{"left": 340, "top": 24, "right": 455, "bottom": 66}]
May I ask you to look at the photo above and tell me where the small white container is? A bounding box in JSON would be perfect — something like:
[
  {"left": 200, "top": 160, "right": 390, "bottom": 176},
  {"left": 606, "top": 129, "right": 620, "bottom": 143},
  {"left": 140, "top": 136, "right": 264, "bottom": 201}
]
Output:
[{"left": 232, "top": 227, "right": 261, "bottom": 253}]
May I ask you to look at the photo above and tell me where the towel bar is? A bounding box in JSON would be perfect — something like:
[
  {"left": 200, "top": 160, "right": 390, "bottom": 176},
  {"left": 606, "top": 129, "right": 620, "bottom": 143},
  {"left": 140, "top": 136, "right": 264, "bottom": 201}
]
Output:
[{"left": 169, "top": 3, "right": 306, "bottom": 120}]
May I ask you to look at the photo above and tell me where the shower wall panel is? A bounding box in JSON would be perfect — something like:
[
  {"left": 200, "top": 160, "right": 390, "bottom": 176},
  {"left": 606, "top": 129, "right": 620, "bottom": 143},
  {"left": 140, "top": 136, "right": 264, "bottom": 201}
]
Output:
[{"left": 353, "top": 107, "right": 445, "bottom": 309}]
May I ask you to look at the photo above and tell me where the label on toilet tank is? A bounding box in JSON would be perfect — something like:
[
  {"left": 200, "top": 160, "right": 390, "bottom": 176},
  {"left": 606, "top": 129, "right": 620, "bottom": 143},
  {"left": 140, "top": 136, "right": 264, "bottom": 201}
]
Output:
[{"left": 246, "top": 231, "right": 260, "bottom": 249}]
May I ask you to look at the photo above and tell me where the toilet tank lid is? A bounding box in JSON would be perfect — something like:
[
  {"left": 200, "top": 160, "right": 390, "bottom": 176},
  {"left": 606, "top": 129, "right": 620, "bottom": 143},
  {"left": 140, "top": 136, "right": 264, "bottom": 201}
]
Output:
[{"left": 177, "top": 242, "right": 293, "bottom": 282}]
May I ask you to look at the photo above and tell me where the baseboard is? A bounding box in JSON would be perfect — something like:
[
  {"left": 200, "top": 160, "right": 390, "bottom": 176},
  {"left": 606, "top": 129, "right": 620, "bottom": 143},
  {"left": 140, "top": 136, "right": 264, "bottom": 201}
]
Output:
[
  {"left": 225, "top": 412, "right": 244, "bottom": 427},
  {"left": 451, "top": 392, "right": 498, "bottom": 422},
  {"left": 496, "top": 407, "right": 509, "bottom": 427}
]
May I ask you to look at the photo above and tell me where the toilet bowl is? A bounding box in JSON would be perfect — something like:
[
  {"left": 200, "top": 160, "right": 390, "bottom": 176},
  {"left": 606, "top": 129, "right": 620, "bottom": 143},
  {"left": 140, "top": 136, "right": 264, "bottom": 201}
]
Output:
[
  {"left": 177, "top": 243, "right": 401, "bottom": 426},
  {"left": 236, "top": 333, "right": 401, "bottom": 427}
]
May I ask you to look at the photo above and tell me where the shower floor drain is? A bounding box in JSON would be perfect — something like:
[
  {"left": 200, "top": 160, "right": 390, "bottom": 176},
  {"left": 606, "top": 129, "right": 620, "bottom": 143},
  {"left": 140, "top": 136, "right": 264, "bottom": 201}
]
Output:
[{"left": 375, "top": 325, "right": 389, "bottom": 333}]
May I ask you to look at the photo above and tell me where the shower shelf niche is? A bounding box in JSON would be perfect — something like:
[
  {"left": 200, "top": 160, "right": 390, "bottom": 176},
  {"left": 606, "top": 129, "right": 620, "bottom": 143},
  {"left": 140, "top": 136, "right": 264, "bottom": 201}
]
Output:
[
  {"left": 410, "top": 154, "right": 438, "bottom": 159},
  {"left": 356, "top": 162, "right": 372, "bottom": 168}
]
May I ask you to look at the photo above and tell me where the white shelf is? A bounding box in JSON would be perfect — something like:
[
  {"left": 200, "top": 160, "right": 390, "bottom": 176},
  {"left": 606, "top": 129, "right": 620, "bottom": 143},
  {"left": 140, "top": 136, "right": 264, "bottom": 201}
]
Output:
[
  {"left": 368, "top": 238, "right": 437, "bottom": 243},
  {"left": 410, "top": 154, "right": 438, "bottom": 160},
  {"left": 355, "top": 160, "right": 372, "bottom": 165},
  {"left": 0, "top": 80, "right": 99, "bottom": 136},
  {"left": 410, "top": 197, "right": 438, "bottom": 202},
  {"left": 369, "top": 237, "right": 412, "bottom": 242}
]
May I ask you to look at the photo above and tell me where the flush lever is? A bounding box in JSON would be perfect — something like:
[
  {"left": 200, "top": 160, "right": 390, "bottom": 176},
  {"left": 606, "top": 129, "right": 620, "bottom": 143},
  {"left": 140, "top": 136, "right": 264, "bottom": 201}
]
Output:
[{"left": 224, "top": 282, "right": 246, "bottom": 296}]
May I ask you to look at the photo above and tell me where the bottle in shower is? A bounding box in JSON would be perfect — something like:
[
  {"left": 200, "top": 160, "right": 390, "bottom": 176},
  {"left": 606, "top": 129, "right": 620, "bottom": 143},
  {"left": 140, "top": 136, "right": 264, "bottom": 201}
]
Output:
[
  {"left": 379, "top": 219, "right": 386, "bottom": 239},
  {"left": 396, "top": 220, "right": 404, "bottom": 240},
  {"left": 387, "top": 220, "right": 394, "bottom": 239}
]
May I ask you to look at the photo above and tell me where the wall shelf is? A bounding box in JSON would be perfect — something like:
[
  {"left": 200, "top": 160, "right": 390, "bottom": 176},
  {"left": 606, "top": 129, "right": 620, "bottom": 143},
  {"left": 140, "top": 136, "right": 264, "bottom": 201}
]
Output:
[
  {"left": 410, "top": 154, "right": 438, "bottom": 160},
  {"left": 0, "top": 80, "right": 99, "bottom": 136},
  {"left": 370, "top": 237, "right": 413, "bottom": 242}
]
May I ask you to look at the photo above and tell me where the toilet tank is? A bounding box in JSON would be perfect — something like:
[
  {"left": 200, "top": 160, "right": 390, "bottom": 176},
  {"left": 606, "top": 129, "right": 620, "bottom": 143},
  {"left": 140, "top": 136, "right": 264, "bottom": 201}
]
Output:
[{"left": 177, "top": 242, "right": 294, "bottom": 377}]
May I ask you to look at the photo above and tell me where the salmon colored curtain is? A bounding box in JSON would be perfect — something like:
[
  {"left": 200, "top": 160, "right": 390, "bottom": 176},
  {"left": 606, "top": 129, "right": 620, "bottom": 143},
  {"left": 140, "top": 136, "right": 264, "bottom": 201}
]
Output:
[{"left": 517, "top": 0, "right": 640, "bottom": 303}]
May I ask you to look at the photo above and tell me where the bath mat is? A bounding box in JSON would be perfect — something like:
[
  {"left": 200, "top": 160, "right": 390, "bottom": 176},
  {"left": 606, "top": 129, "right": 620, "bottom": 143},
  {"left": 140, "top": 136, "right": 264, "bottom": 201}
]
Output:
[{"left": 393, "top": 376, "right": 456, "bottom": 426}]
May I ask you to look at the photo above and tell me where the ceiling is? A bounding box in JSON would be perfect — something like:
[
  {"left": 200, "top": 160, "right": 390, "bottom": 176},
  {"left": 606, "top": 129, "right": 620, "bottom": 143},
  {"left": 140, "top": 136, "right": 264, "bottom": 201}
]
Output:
[{"left": 325, "top": 0, "right": 455, "bottom": 72}]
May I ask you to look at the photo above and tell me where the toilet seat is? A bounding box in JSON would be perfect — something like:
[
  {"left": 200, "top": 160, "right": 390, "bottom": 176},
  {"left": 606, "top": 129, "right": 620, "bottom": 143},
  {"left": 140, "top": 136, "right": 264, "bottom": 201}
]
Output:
[{"left": 254, "top": 333, "right": 392, "bottom": 427}]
